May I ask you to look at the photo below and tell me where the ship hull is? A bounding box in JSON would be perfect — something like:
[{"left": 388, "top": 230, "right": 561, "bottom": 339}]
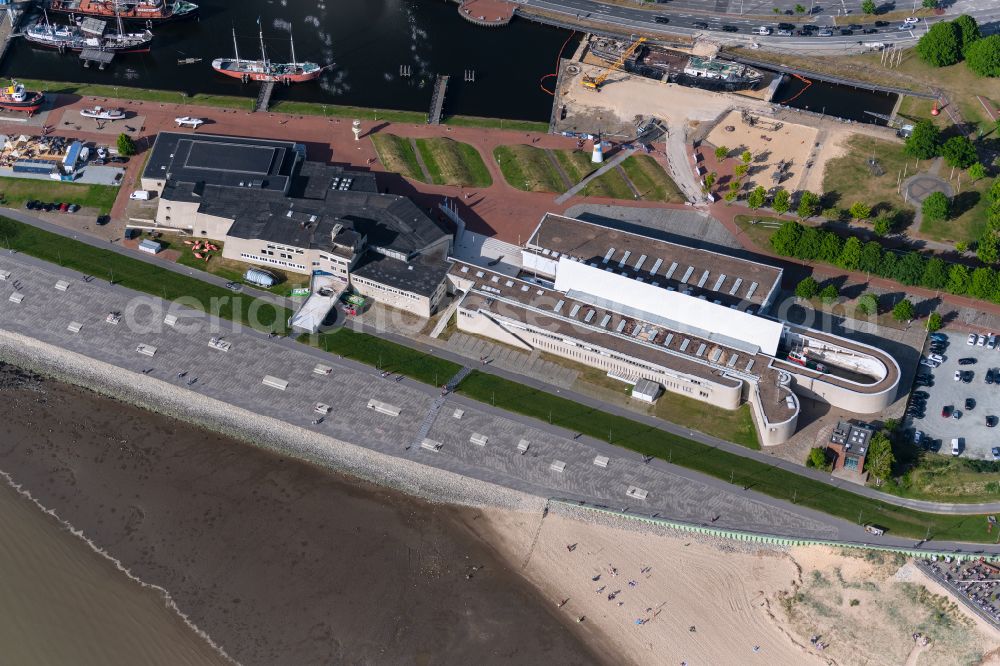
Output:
[
  {"left": 0, "top": 93, "right": 45, "bottom": 115},
  {"left": 211, "top": 61, "right": 323, "bottom": 83},
  {"left": 25, "top": 38, "right": 151, "bottom": 54},
  {"left": 48, "top": 1, "right": 199, "bottom": 23}
]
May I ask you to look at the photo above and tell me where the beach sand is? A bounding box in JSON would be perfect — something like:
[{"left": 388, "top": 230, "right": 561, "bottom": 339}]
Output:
[
  {"left": 0, "top": 366, "right": 603, "bottom": 665},
  {"left": 476, "top": 507, "right": 1000, "bottom": 666}
]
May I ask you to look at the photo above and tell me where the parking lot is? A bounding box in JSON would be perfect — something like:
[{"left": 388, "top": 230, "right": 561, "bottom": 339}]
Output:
[{"left": 907, "top": 332, "right": 1000, "bottom": 459}]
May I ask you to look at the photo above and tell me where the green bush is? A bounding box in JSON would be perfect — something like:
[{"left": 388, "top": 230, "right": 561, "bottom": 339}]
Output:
[
  {"left": 795, "top": 276, "right": 819, "bottom": 299},
  {"left": 941, "top": 135, "right": 978, "bottom": 169},
  {"left": 892, "top": 299, "right": 915, "bottom": 322},
  {"left": 926, "top": 311, "right": 943, "bottom": 332},
  {"left": 916, "top": 21, "right": 962, "bottom": 67},
  {"left": 857, "top": 293, "right": 879, "bottom": 316},
  {"left": 806, "top": 447, "right": 830, "bottom": 470},
  {"left": 922, "top": 191, "right": 951, "bottom": 222},
  {"left": 904, "top": 120, "right": 940, "bottom": 159},
  {"left": 116, "top": 133, "right": 136, "bottom": 157},
  {"left": 965, "top": 35, "right": 1000, "bottom": 77}
]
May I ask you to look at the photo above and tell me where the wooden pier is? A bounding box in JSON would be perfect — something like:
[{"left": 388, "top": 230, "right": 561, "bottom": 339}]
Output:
[
  {"left": 80, "top": 49, "right": 114, "bottom": 69},
  {"left": 255, "top": 80, "right": 275, "bottom": 113},
  {"left": 427, "top": 75, "right": 449, "bottom": 125}
]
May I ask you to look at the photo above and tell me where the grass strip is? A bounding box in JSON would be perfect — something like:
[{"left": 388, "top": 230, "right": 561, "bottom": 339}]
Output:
[
  {"left": 310, "top": 328, "right": 461, "bottom": 386},
  {"left": 414, "top": 138, "right": 492, "bottom": 188},
  {"left": 20, "top": 79, "right": 254, "bottom": 110},
  {"left": 0, "top": 177, "right": 119, "bottom": 214},
  {"left": 493, "top": 144, "right": 564, "bottom": 192},
  {"left": 455, "top": 370, "right": 996, "bottom": 543},
  {"left": 0, "top": 216, "right": 289, "bottom": 332},
  {"left": 370, "top": 134, "right": 425, "bottom": 182},
  {"left": 621, "top": 155, "right": 684, "bottom": 203}
]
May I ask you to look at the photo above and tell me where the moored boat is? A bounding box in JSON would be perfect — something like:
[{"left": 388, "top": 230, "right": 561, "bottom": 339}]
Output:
[
  {"left": 0, "top": 81, "right": 45, "bottom": 115},
  {"left": 48, "top": 0, "right": 198, "bottom": 23},
  {"left": 80, "top": 105, "right": 125, "bottom": 120},
  {"left": 25, "top": 11, "right": 152, "bottom": 53},
  {"left": 212, "top": 26, "right": 325, "bottom": 84}
]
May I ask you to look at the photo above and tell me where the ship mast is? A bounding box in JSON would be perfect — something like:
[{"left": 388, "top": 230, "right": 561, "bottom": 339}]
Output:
[
  {"left": 231, "top": 26, "right": 240, "bottom": 63},
  {"left": 289, "top": 30, "right": 297, "bottom": 67},
  {"left": 258, "top": 20, "right": 268, "bottom": 69},
  {"left": 115, "top": 5, "right": 125, "bottom": 40}
]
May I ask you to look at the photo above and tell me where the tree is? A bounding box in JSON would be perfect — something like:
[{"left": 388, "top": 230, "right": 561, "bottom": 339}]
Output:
[
  {"left": 795, "top": 276, "right": 819, "bottom": 299},
  {"left": 795, "top": 227, "right": 823, "bottom": 260},
  {"left": 904, "top": 120, "right": 940, "bottom": 159},
  {"left": 861, "top": 0, "right": 876, "bottom": 13},
  {"left": 805, "top": 447, "right": 829, "bottom": 470},
  {"left": 946, "top": 263, "right": 970, "bottom": 294},
  {"left": 922, "top": 191, "right": 950, "bottom": 222},
  {"left": 941, "top": 135, "right": 978, "bottom": 169},
  {"left": 978, "top": 233, "right": 1000, "bottom": 264},
  {"left": 116, "top": 133, "right": 136, "bottom": 157},
  {"left": 740, "top": 150, "right": 752, "bottom": 164},
  {"left": 878, "top": 251, "right": 898, "bottom": 279},
  {"left": 797, "top": 190, "right": 820, "bottom": 218},
  {"left": 794, "top": 3, "right": 805, "bottom": 12},
  {"left": 820, "top": 284, "right": 839, "bottom": 303},
  {"left": 970, "top": 267, "right": 998, "bottom": 300},
  {"left": 857, "top": 292, "right": 879, "bottom": 315},
  {"left": 926, "top": 311, "right": 943, "bottom": 332},
  {"left": 892, "top": 298, "right": 915, "bottom": 321},
  {"left": 770, "top": 220, "right": 803, "bottom": 256},
  {"left": 703, "top": 172, "right": 716, "bottom": 191},
  {"left": 849, "top": 201, "right": 872, "bottom": 221},
  {"left": 916, "top": 21, "right": 961, "bottom": 67},
  {"left": 921, "top": 257, "right": 948, "bottom": 289},
  {"left": 865, "top": 433, "right": 895, "bottom": 486},
  {"left": 729, "top": 180, "right": 741, "bottom": 193},
  {"left": 772, "top": 189, "right": 790, "bottom": 214},
  {"left": 970, "top": 163, "right": 987, "bottom": 182},
  {"left": 859, "top": 242, "right": 883, "bottom": 273},
  {"left": 818, "top": 232, "right": 842, "bottom": 264},
  {"left": 724, "top": 190, "right": 738, "bottom": 202},
  {"left": 989, "top": 178, "right": 1000, "bottom": 205},
  {"left": 954, "top": 14, "right": 981, "bottom": 54},
  {"left": 895, "top": 252, "right": 927, "bottom": 286},
  {"left": 922, "top": 0, "right": 937, "bottom": 7},
  {"left": 873, "top": 214, "right": 893, "bottom": 236},
  {"left": 965, "top": 35, "right": 1000, "bottom": 77},
  {"left": 734, "top": 163, "right": 749, "bottom": 179},
  {"left": 955, "top": 240, "right": 969, "bottom": 253},
  {"left": 747, "top": 185, "right": 767, "bottom": 209},
  {"left": 714, "top": 145, "right": 729, "bottom": 160},
  {"left": 839, "top": 236, "right": 863, "bottom": 270}
]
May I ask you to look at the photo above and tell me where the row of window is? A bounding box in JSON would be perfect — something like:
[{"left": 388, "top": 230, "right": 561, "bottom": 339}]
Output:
[
  {"left": 266, "top": 243, "right": 305, "bottom": 256},
  {"left": 240, "top": 252, "right": 306, "bottom": 271},
  {"left": 353, "top": 277, "right": 422, "bottom": 301}
]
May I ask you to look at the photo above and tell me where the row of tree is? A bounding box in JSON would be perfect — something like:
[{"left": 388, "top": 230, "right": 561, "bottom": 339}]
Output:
[
  {"left": 916, "top": 15, "right": 999, "bottom": 77},
  {"left": 770, "top": 218, "right": 1000, "bottom": 305}
]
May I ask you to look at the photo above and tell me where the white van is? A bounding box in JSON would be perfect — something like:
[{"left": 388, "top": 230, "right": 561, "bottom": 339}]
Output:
[
  {"left": 756, "top": 26, "right": 772, "bottom": 35},
  {"left": 951, "top": 438, "right": 961, "bottom": 456},
  {"left": 129, "top": 190, "right": 152, "bottom": 201}
]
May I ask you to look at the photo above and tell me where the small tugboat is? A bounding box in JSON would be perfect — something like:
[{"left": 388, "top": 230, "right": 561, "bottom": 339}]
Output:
[
  {"left": 25, "top": 10, "right": 153, "bottom": 53},
  {"left": 48, "top": 0, "right": 198, "bottom": 24},
  {"left": 212, "top": 25, "right": 325, "bottom": 84},
  {"left": 80, "top": 105, "right": 126, "bottom": 120},
  {"left": 0, "top": 81, "right": 45, "bottom": 115},
  {"left": 787, "top": 350, "right": 828, "bottom": 373}
]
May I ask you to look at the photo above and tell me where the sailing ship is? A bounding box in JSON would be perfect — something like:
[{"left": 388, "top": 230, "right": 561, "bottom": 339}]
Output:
[
  {"left": 212, "top": 25, "right": 324, "bottom": 84},
  {"left": 0, "top": 81, "right": 45, "bottom": 115},
  {"left": 25, "top": 10, "right": 153, "bottom": 53},
  {"left": 48, "top": 0, "right": 198, "bottom": 23}
]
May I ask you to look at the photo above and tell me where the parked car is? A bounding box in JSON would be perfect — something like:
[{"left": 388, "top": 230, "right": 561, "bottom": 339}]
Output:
[
  {"left": 875, "top": 20, "right": 890, "bottom": 27},
  {"left": 722, "top": 25, "right": 739, "bottom": 32},
  {"left": 980, "top": 334, "right": 989, "bottom": 346},
  {"left": 693, "top": 21, "right": 709, "bottom": 29},
  {"left": 966, "top": 398, "right": 976, "bottom": 411},
  {"left": 987, "top": 416, "right": 998, "bottom": 428},
  {"left": 968, "top": 334, "right": 978, "bottom": 345},
  {"left": 988, "top": 368, "right": 995, "bottom": 384},
  {"left": 862, "top": 28, "right": 878, "bottom": 34},
  {"left": 929, "top": 353, "right": 944, "bottom": 364},
  {"left": 755, "top": 26, "right": 772, "bottom": 35},
  {"left": 778, "top": 22, "right": 795, "bottom": 30},
  {"left": 963, "top": 371, "right": 975, "bottom": 383},
  {"left": 67, "top": 203, "right": 80, "bottom": 213},
  {"left": 777, "top": 29, "right": 792, "bottom": 36},
  {"left": 913, "top": 430, "right": 924, "bottom": 445},
  {"left": 992, "top": 447, "right": 1000, "bottom": 461},
  {"left": 904, "top": 16, "right": 919, "bottom": 24},
  {"left": 912, "top": 390, "right": 929, "bottom": 399},
  {"left": 952, "top": 439, "right": 961, "bottom": 456},
  {"left": 955, "top": 370, "right": 962, "bottom": 382},
  {"left": 225, "top": 281, "right": 243, "bottom": 293},
  {"left": 58, "top": 202, "right": 69, "bottom": 212},
  {"left": 839, "top": 28, "right": 854, "bottom": 35},
  {"left": 990, "top": 335, "right": 998, "bottom": 349},
  {"left": 920, "top": 358, "right": 938, "bottom": 368},
  {"left": 96, "top": 215, "right": 110, "bottom": 226},
  {"left": 930, "top": 332, "right": 948, "bottom": 342},
  {"left": 953, "top": 410, "right": 962, "bottom": 420},
  {"left": 653, "top": 15, "right": 670, "bottom": 23},
  {"left": 942, "top": 405, "right": 954, "bottom": 418},
  {"left": 959, "top": 357, "right": 977, "bottom": 365},
  {"left": 817, "top": 29, "right": 833, "bottom": 36}
]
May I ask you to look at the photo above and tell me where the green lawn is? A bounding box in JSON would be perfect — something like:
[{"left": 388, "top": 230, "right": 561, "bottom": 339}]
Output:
[
  {"left": 19, "top": 79, "right": 253, "bottom": 110},
  {"left": 822, "top": 134, "right": 913, "bottom": 222},
  {"left": 0, "top": 217, "right": 289, "bottom": 332},
  {"left": 455, "top": 370, "right": 996, "bottom": 543},
  {"left": 414, "top": 138, "right": 492, "bottom": 187},
  {"left": 553, "top": 149, "right": 594, "bottom": 184},
  {"left": 621, "top": 154, "right": 684, "bottom": 203},
  {"left": 493, "top": 144, "right": 565, "bottom": 193},
  {"left": 371, "top": 134, "right": 425, "bottom": 182},
  {"left": 582, "top": 166, "right": 634, "bottom": 199},
  {"left": 442, "top": 115, "right": 549, "bottom": 133},
  {"left": 309, "top": 328, "right": 461, "bottom": 385},
  {"left": 654, "top": 395, "right": 759, "bottom": 450},
  {"left": 880, "top": 456, "right": 1000, "bottom": 505},
  {"left": 0, "top": 177, "right": 119, "bottom": 214}
]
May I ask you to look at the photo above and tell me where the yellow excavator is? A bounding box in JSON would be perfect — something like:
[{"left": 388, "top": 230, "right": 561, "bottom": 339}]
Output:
[{"left": 581, "top": 37, "right": 647, "bottom": 92}]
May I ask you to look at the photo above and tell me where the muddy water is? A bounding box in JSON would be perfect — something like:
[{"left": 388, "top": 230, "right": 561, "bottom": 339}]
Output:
[{"left": 0, "top": 365, "right": 601, "bottom": 665}]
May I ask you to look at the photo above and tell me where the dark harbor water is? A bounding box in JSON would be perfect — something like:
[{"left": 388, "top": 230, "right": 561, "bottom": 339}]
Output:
[
  {"left": 772, "top": 74, "right": 897, "bottom": 124},
  {"left": 2, "top": 0, "right": 577, "bottom": 120}
]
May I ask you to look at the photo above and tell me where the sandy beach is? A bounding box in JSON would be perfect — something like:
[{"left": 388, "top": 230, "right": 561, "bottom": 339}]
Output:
[{"left": 0, "top": 364, "right": 602, "bottom": 665}]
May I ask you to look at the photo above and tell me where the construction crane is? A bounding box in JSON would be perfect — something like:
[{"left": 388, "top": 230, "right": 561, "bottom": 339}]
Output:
[{"left": 581, "top": 37, "right": 646, "bottom": 92}]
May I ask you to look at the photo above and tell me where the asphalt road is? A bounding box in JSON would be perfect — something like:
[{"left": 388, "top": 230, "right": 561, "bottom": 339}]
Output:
[{"left": 518, "top": 0, "right": 1000, "bottom": 51}]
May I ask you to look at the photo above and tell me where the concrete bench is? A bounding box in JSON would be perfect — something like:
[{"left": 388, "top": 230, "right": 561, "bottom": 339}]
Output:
[
  {"left": 626, "top": 486, "right": 649, "bottom": 501},
  {"left": 517, "top": 439, "right": 530, "bottom": 454},
  {"left": 550, "top": 460, "right": 566, "bottom": 473},
  {"left": 314, "top": 402, "right": 332, "bottom": 414},
  {"left": 420, "top": 438, "right": 443, "bottom": 453},
  {"left": 469, "top": 433, "right": 488, "bottom": 447},
  {"left": 164, "top": 314, "right": 178, "bottom": 327},
  {"left": 0, "top": 270, "right": 9, "bottom": 281},
  {"left": 313, "top": 364, "right": 333, "bottom": 376},
  {"left": 452, "top": 408, "right": 465, "bottom": 420},
  {"left": 54, "top": 280, "right": 69, "bottom": 292},
  {"left": 136, "top": 343, "right": 156, "bottom": 357},
  {"left": 367, "top": 399, "right": 400, "bottom": 417},
  {"left": 593, "top": 455, "right": 610, "bottom": 468},
  {"left": 106, "top": 312, "right": 121, "bottom": 325},
  {"left": 67, "top": 321, "right": 82, "bottom": 334},
  {"left": 262, "top": 375, "right": 288, "bottom": 391},
  {"left": 8, "top": 292, "right": 23, "bottom": 304}
]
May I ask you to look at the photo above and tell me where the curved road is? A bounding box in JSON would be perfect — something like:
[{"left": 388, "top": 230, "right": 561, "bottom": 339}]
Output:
[{"left": 516, "top": 0, "right": 1000, "bottom": 51}]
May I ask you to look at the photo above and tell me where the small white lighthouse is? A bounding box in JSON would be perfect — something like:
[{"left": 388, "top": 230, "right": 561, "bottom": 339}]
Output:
[
  {"left": 591, "top": 134, "right": 604, "bottom": 164},
  {"left": 351, "top": 119, "right": 362, "bottom": 141}
]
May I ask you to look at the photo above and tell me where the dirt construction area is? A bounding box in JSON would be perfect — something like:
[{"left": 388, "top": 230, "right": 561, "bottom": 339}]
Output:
[{"left": 705, "top": 109, "right": 820, "bottom": 194}]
